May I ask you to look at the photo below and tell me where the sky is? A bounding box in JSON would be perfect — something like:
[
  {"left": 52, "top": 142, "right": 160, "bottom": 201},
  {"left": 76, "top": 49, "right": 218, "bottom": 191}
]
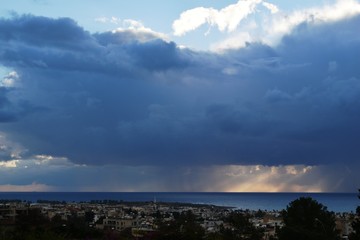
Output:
[{"left": 0, "top": 0, "right": 360, "bottom": 192}]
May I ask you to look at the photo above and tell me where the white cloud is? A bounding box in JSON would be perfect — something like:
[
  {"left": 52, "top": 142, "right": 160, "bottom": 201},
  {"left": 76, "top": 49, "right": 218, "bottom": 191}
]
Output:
[
  {"left": 1, "top": 71, "right": 19, "bottom": 87},
  {"left": 263, "top": 0, "right": 360, "bottom": 46},
  {"left": 262, "top": 1, "right": 279, "bottom": 14},
  {"left": 179, "top": 0, "right": 360, "bottom": 51},
  {"left": 122, "top": 19, "right": 146, "bottom": 29},
  {"left": 113, "top": 19, "right": 168, "bottom": 42},
  {"left": 172, "top": 7, "right": 211, "bottom": 36},
  {"left": 172, "top": 0, "right": 265, "bottom": 36},
  {"left": 315, "top": 0, "right": 360, "bottom": 22},
  {"left": 95, "top": 17, "right": 168, "bottom": 41},
  {"left": 94, "top": 16, "right": 122, "bottom": 24},
  {"left": 210, "top": 32, "right": 252, "bottom": 52}
]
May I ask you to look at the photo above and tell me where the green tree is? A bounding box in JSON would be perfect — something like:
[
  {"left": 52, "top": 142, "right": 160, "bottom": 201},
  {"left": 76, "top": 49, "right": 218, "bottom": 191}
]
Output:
[
  {"left": 14, "top": 208, "right": 49, "bottom": 239},
  {"left": 278, "top": 197, "right": 339, "bottom": 240},
  {"left": 61, "top": 214, "right": 103, "bottom": 239},
  {"left": 155, "top": 210, "right": 205, "bottom": 240},
  {"left": 224, "top": 211, "right": 263, "bottom": 240},
  {"left": 205, "top": 211, "right": 263, "bottom": 240},
  {"left": 349, "top": 189, "right": 360, "bottom": 240}
]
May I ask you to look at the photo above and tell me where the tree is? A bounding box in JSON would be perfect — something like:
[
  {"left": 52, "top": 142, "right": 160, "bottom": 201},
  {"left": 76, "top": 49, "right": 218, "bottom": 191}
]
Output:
[
  {"left": 204, "top": 211, "right": 263, "bottom": 240},
  {"left": 155, "top": 210, "right": 205, "bottom": 240},
  {"left": 14, "top": 208, "right": 50, "bottom": 237},
  {"left": 223, "top": 211, "right": 263, "bottom": 240},
  {"left": 349, "top": 189, "right": 360, "bottom": 240},
  {"left": 278, "top": 197, "right": 339, "bottom": 240}
]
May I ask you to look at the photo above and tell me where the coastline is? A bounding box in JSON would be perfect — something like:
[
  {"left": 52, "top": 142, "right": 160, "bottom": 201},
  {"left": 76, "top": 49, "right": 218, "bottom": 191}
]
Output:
[{"left": 0, "top": 192, "right": 357, "bottom": 213}]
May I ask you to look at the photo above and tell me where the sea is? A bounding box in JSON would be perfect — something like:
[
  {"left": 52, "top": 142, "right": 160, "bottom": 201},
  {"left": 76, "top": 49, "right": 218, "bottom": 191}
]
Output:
[{"left": 0, "top": 192, "right": 358, "bottom": 213}]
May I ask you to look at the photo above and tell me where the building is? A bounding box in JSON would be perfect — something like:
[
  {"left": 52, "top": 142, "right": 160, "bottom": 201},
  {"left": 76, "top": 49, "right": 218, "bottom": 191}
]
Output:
[{"left": 103, "top": 217, "right": 139, "bottom": 231}]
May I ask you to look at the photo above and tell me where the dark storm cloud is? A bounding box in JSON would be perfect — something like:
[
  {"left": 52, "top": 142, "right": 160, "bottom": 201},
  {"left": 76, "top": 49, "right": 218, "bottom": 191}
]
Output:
[
  {"left": 0, "top": 85, "right": 35, "bottom": 124},
  {"left": 0, "top": 14, "right": 91, "bottom": 49},
  {"left": 0, "top": 87, "right": 16, "bottom": 122},
  {"left": 1, "top": 14, "right": 360, "bottom": 166},
  {"left": 126, "top": 40, "right": 188, "bottom": 71}
]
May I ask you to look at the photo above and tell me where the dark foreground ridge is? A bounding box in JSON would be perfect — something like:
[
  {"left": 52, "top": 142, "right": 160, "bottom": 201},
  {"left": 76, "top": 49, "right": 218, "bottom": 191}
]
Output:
[{"left": 0, "top": 195, "right": 359, "bottom": 240}]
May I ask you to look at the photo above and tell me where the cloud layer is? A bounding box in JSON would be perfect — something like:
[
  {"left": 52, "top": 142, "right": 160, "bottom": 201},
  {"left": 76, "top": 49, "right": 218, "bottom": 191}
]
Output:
[
  {"left": 172, "top": 0, "right": 360, "bottom": 51},
  {"left": 172, "top": 0, "right": 282, "bottom": 37},
  {"left": 0, "top": 8, "right": 360, "bottom": 179},
  {"left": 1, "top": 156, "right": 358, "bottom": 192}
]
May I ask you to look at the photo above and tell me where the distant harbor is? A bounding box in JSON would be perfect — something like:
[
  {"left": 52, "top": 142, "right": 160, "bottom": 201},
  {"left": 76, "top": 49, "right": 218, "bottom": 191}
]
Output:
[{"left": 0, "top": 192, "right": 357, "bottom": 213}]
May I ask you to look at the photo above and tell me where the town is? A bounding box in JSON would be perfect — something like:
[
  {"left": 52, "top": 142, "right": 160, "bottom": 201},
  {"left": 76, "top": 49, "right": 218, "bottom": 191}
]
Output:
[{"left": 0, "top": 198, "right": 357, "bottom": 240}]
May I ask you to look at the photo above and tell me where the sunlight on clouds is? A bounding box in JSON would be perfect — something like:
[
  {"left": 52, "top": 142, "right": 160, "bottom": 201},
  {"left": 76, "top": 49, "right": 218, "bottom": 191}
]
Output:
[
  {"left": 285, "top": 166, "right": 299, "bottom": 175},
  {"left": 0, "top": 182, "right": 54, "bottom": 192},
  {"left": 34, "top": 154, "right": 74, "bottom": 166},
  {"left": 95, "top": 17, "right": 168, "bottom": 42},
  {"left": 1, "top": 71, "right": 19, "bottom": 87},
  {"left": 0, "top": 132, "right": 26, "bottom": 160},
  {"left": 0, "top": 161, "right": 353, "bottom": 192},
  {"left": 216, "top": 165, "right": 322, "bottom": 192},
  {"left": 123, "top": 19, "right": 147, "bottom": 29},
  {"left": 0, "top": 154, "right": 84, "bottom": 170},
  {"left": 113, "top": 19, "right": 168, "bottom": 42},
  {"left": 0, "top": 160, "right": 19, "bottom": 168}
]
